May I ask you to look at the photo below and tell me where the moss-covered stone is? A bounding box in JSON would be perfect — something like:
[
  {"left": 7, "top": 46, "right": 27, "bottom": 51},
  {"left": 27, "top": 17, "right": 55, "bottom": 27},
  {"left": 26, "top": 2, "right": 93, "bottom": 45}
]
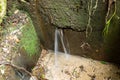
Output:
[
  {"left": 12, "top": 12, "right": 41, "bottom": 71},
  {"left": 37, "top": 0, "right": 107, "bottom": 31},
  {"left": 20, "top": 17, "right": 40, "bottom": 56}
]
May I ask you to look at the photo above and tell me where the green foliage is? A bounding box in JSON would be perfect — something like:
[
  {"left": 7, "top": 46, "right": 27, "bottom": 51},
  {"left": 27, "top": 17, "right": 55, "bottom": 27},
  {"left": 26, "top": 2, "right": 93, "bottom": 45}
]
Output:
[
  {"left": 20, "top": 18, "right": 40, "bottom": 56},
  {"left": 103, "top": 15, "right": 120, "bottom": 54},
  {"left": 103, "top": 2, "right": 116, "bottom": 37},
  {"left": 103, "top": 2, "right": 120, "bottom": 54},
  {"left": 0, "top": 0, "right": 7, "bottom": 24},
  {"left": 101, "top": 61, "right": 108, "bottom": 64},
  {"left": 103, "top": 15, "right": 116, "bottom": 37}
]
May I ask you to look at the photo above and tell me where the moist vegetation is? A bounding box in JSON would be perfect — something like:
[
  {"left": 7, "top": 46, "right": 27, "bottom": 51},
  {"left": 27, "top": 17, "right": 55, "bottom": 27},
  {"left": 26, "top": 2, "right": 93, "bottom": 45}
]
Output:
[{"left": 19, "top": 17, "right": 40, "bottom": 56}]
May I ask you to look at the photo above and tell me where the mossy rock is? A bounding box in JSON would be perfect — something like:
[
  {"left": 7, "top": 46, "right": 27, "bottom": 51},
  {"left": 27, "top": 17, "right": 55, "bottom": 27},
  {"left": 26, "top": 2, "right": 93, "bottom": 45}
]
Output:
[
  {"left": 37, "top": 0, "right": 107, "bottom": 31},
  {"left": 20, "top": 17, "right": 41, "bottom": 56},
  {"left": 14, "top": 15, "right": 41, "bottom": 71}
]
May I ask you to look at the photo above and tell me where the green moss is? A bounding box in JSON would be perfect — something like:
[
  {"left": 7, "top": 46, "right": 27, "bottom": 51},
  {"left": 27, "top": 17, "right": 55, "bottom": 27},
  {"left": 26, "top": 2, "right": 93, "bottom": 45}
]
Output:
[
  {"left": 101, "top": 61, "right": 108, "bottom": 64},
  {"left": 20, "top": 18, "right": 40, "bottom": 56}
]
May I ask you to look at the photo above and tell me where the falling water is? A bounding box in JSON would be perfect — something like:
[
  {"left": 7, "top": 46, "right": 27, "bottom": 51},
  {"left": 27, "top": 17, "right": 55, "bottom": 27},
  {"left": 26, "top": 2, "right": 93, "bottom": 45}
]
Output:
[
  {"left": 54, "top": 28, "right": 59, "bottom": 66},
  {"left": 59, "top": 29, "right": 69, "bottom": 59},
  {"left": 54, "top": 28, "right": 70, "bottom": 66}
]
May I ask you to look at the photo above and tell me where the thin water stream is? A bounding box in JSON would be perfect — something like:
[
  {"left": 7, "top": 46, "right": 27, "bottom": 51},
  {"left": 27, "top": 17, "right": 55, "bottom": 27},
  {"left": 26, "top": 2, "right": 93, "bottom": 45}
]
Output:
[
  {"left": 59, "top": 29, "right": 69, "bottom": 59},
  {"left": 54, "top": 28, "right": 59, "bottom": 66},
  {"left": 54, "top": 28, "right": 70, "bottom": 66}
]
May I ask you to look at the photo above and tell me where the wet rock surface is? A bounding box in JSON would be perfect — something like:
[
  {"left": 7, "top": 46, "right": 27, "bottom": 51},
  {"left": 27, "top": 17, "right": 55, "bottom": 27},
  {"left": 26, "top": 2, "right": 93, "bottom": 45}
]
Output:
[{"left": 40, "top": 50, "right": 120, "bottom": 80}]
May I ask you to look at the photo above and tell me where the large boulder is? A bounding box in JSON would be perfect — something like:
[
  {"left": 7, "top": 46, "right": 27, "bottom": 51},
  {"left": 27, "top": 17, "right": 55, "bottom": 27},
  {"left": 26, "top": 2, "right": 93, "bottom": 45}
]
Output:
[
  {"left": 16, "top": 0, "right": 120, "bottom": 63},
  {"left": 20, "top": 0, "right": 107, "bottom": 60}
]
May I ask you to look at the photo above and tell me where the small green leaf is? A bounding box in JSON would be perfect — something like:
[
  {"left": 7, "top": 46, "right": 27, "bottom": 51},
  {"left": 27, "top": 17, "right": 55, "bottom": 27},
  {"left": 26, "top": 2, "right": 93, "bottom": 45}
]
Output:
[{"left": 101, "top": 61, "right": 107, "bottom": 64}]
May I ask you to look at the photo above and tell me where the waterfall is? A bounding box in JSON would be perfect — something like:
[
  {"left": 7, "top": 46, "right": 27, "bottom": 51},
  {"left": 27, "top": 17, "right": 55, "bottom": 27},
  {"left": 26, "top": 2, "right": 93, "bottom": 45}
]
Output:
[
  {"left": 59, "top": 29, "right": 69, "bottom": 59},
  {"left": 54, "top": 28, "right": 59, "bottom": 66},
  {"left": 54, "top": 28, "right": 70, "bottom": 66}
]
